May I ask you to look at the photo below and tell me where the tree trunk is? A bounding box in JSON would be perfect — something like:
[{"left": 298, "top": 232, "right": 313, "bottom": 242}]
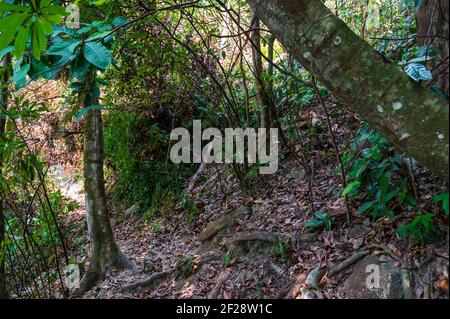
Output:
[
  {"left": 416, "top": 0, "right": 449, "bottom": 95},
  {"left": 267, "top": 34, "right": 278, "bottom": 125},
  {"left": 247, "top": 0, "right": 449, "bottom": 178},
  {"left": 0, "top": 55, "right": 10, "bottom": 299},
  {"left": 75, "top": 72, "right": 134, "bottom": 296},
  {"left": 251, "top": 14, "right": 271, "bottom": 130}
]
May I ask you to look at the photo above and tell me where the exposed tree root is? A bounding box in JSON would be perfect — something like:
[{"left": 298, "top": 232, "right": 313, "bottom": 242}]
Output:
[
  {"left": 120, "top": 252, "right": 223, "bottom": 293},
  {"left": 328, "top": 250, "right": 370, "bottom": 277},
  {"left": 72, "top": 251, "right": 136, "bottom": 298},
  {"left": 229, "top": 231, "right": 316, "bottom": 245},
  {"left": 120, "top": 269, "right": 176, "bottom": 293},
  {"left": 207, "top": 270, "right": 230, "bottom": 299}
]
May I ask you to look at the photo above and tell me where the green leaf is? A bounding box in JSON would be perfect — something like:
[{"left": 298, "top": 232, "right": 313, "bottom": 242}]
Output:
[
  {"left": 76, "top": 104, "right": 106, "bottom": 121},
  {"left": 43, "top": 13, "right": 63, "bottom": 24},
  {"left": 358, "top": 201, "right": 374, "bottom": 214},
  {"left": 434, "top": 192, "right": 449, "bottom": 216},
  {"left": 35, "top": 21, "right": 47, "bottom": 51},
  {"left": 83, "top": 42, "right": 111, "bottom": 70},
  {"left": 14, "top": 21, "right": 32, "bottom": 58},
  {"left": 404, "top": 63, "right": 433, "bottom": 82},
  {"left": 52, "top": 25, "right": 80, "bottom": 38},
  {"left": 0, "top": 46, "right": 13, "bottom": 59},
  {"left": 0, "top": 2, "right": 30, "bottom": 13},
  {"left": 112, "top": 16, "right": 128, "bottom": 28},
  {"left": 407, "top": 56, "right": 435, "bottom": 64},
  {"left": 0, "top": 14, "right": 31, "bottom": 51},
  {"left": 0, "top": 13, "right": 30, "bottom": 32},
  {"left": 42, "top": 6, "right": 69, "bottom": 16},
  {"left": 305, "top": 218, "right": 324, "bottom": 230},
  {"left": 47, "top": 39, "right": 81, "bottom": 56},
  {"left": 70, "top": 55, "right": 90, "bottom": 81},
  {"left": 10, "top": 63, "right": 30, "bottom": 89},
  {"left": 342, "top": 181, "right": 360, "bottom": 197},
  {"left": 86, "top": 31, "right": 112, "bottom": 42},
  {"left": 31, "top": 22, "right": 41, "bottom": 60},
  {"left": 39, "top": 19, "right": 53, "bottom": 34}
]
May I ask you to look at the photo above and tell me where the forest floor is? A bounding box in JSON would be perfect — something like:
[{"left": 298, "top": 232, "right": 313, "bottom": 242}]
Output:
[{"left": 37, "top": 90, "right": 448, "bottom": 299}]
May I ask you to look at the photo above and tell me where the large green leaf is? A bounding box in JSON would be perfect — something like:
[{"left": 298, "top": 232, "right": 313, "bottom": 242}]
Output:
[
  {"left": 70, "top": 55, "right": 91, "bottom": 81},
  {"left": 14, "top": 21, "right": 32, "bottom": 58},
  {"left": 47, "top": 39, "right": 81, "bottom": 56},
  {"left": 52, "top": 25, "right": 80, "bottom": 38},
  {"left": 342, "top": 180, "right": 360, "bottom": 196},
  {"left": 0, "top": 13, "right": 30, "bottom": 31},
  {"left": 0, "top": 45, "right": 13, "bottom": 59},
  {"left": 0, "top": 13, "right": 31, "bottom": 50},
  {"left": 10, "top": 63, "right": 30, "bottom": 89},
  {"left": 83, "top": 42, "right": 111, "bottom": 70},
  {"left": 42, "top": 5, "right": 69, "bottom": 16},
  {"left": 0, "top": 2, "right": 30, "bottom": 13},
  {"left": 404, "top": 63, "right": 433, "bottom": 82}
]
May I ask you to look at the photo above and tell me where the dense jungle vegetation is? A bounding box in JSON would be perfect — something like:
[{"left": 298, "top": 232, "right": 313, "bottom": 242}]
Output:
[{"left": 0, "top": 0, "right": 448, "bottom": 300}]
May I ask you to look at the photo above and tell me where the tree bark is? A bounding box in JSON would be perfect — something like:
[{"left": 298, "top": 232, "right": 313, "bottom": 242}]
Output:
[
  {"left": 247, "top": 0, "right": 449, "bottom": 178},
  {"left": 0, "top": 55, "right": 10, "bottom": 299},
  {"left": 416, "top": 0, "right": 449, "bottom": 95},
  {"left": 75, "top": 72, "right": 134, "bottom": 296}
]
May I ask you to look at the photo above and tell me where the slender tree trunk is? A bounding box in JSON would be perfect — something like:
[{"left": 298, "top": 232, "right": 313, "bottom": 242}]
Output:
[
  {"left": 75, "top": 72, "right": 134, "bottom": 296},
  {"left": 251, "top": 14, "right": 271, "bottom": 130},
  {"left": 416, "top": 0, "right": 449, "bottom": 95},
  {"left": 267, "top": 34, "right": 278, "bottom": 125},
  {"left": 0, "top": 55, "right": 10, "bottom": 299},
  {"left": 247, "top": 0, "right": 449, "bottom": 178}
]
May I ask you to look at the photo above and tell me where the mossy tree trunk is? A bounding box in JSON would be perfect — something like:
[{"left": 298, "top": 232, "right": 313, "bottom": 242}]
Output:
[
  {"left": 247, "top": 0, "right": 449, "bottom": 178},
  {"left": 75, "top": 72, "right": 134, "bottom": 296},
  {"left": 0, "top": 55, "right": 10, "bottom": 299}
]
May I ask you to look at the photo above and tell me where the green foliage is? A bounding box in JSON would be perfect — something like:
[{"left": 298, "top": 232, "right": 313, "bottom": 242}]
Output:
[
  {"left": 0, "top": 0, "right": 68, "bottom": 59},
  {"left": 305, "top": 211, "right": 333, "bottom": 231},
  {"left": 176, "top": 256, "right": 194, "bottom": 278},
  {"left": 434, "top": 192, "right": 449, "bottom": 216},
  {"left": 396, "top": 213, "right": 437, "bottom": 244},
  {"left": 104, "top": 109, "right": 193, "bottom": 217},
  {"left": 342, "top": 123, "right": 416, "bottom": 219},
  {"left": 180, "top": 193, "right": 199, "bottom": 225},
  {"left": 82, "top": 42, "right": 111, "bottom": 70},
  {"left": 223, "top": 252, "right": 232, "bottom": 268},
  {"left": 272, "top": 237, "right": 289, "bottom": 263},
  {"left": 402, "top": 47, "right": 434, "bottom": 82}
]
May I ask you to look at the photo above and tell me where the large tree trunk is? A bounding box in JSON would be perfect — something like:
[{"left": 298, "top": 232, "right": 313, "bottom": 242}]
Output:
[
  {"left": 416, "top": 0, "right": 449, "bottom": 95},
  {"left": 0, "top": 55, "right": 10, "bottom": 299},
  {"left": 247, "top": 0, "right": 449, "bottom": 178},
  {"left": 75, "top": 72, "right": 134, "bottom": 296}
]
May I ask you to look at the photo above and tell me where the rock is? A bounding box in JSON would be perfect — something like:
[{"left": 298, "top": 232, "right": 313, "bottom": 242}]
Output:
[
  {"left": 342, "top": 254, "right": 410, "bottom": 299},
  {"left": 305, "top": 268, "right": 326, "bottom": 290},
  {"left": 198, "top": 205, "right": 250, "bottom": 242}
]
